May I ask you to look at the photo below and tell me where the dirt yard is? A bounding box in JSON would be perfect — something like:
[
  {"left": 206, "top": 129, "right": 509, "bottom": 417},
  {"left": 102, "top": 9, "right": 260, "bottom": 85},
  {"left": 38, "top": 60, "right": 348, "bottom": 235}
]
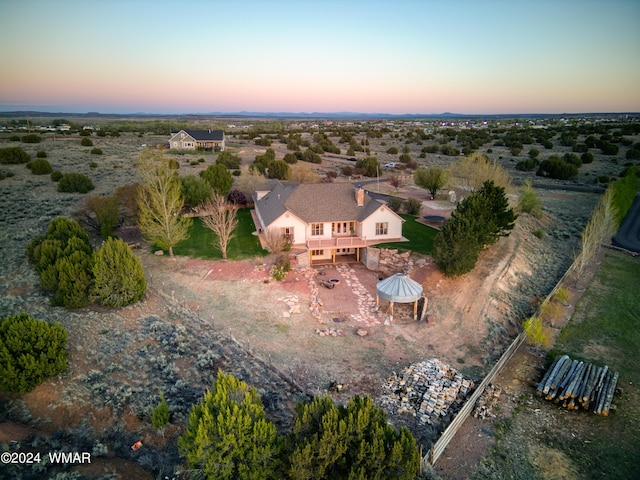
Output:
[{"left": 0, "top": 124, "right": 621, "bottom": 478}]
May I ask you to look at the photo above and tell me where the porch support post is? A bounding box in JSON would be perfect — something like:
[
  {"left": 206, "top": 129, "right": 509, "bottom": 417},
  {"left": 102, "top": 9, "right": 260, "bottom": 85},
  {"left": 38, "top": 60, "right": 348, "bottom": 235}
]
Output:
[{"left": 332, "top": 249, "right": 336, "bottom": 263}]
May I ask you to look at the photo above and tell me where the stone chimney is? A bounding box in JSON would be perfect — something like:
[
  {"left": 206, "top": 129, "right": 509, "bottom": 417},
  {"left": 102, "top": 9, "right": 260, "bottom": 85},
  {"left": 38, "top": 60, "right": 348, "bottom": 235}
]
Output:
[{"left": 356, "top": 187, "right": 364, "bottom": 206}]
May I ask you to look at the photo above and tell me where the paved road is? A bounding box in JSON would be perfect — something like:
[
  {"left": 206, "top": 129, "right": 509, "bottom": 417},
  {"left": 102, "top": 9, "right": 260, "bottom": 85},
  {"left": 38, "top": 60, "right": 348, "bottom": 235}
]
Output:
[{"left": 612, "top": 193, "right": 640, "bottom": 253}]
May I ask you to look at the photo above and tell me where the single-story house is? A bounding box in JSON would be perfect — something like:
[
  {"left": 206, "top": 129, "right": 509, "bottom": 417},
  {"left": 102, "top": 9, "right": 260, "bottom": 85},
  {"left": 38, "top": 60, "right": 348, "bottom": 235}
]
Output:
[
  {"left": 169, "top": 129, "right": 225, "bottom": 151},
  {"left": 253, "top": 181, "right": 405, "bottom": 265}
]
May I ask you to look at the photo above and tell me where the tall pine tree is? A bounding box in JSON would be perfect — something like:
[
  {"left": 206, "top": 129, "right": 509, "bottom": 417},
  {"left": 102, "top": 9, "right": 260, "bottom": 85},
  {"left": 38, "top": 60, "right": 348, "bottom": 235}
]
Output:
[{"left": 434, "top": 180, "right": 516, "bottom": 276}]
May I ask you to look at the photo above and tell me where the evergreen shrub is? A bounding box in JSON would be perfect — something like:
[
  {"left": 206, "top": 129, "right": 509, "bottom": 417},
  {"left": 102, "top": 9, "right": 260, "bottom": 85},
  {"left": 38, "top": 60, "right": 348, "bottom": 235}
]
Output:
[{"left": 0, "top": 313, "right": 68, "bottom": 393}]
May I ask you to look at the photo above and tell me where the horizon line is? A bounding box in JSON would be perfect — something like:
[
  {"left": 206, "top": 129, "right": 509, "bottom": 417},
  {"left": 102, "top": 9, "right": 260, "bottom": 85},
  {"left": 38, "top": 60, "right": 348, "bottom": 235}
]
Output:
[{"left": 1, "top": 109, "right": 639, "bottom": 119}]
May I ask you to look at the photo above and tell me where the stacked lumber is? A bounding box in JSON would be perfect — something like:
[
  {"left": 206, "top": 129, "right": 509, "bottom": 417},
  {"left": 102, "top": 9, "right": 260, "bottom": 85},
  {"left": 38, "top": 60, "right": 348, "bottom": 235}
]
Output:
[
  {"left": 536, "top": 355, "right": 619, "bottom": 415},
  {"left": 381, "top": 359, "right": 475, "bottom": 425},
  {"left": 472, "top": 384, "right": 502, "bottom": 419}
]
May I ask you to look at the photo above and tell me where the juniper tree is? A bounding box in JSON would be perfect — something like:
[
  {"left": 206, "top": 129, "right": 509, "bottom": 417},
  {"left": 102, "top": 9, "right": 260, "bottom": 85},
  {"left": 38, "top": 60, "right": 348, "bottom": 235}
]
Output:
[
  {"left": 287, "top": 395, "right": 420, "bottom": 480},
  {"left": 0, "top": 313, "right": 68, "bottom": 393},
  {"left": 26, "top": 217, "right": 94, "bottom": 308},
  {"left": 151, "top": 391, "right": 170, "bottom": 435},
  {"left": 91, "top": 237, "right": 146, "bottom": 307},
  {"left": 201, "top": 163, "right": 233, "bottom": 196},
  {"left": 179, "top": 371, "right": 281, "bottom": 480},
  {"left": 433, "top": 213, "right": 482, "bottom": 277}
]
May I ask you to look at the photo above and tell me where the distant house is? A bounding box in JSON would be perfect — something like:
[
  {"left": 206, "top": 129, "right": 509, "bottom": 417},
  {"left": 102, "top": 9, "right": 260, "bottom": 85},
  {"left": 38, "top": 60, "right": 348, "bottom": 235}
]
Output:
[
  {"left": 169, "top": 129, "right": 225, "bottom": 151},
  {"left": 253, "top": 181, "right": 405, "bottom": 265}
]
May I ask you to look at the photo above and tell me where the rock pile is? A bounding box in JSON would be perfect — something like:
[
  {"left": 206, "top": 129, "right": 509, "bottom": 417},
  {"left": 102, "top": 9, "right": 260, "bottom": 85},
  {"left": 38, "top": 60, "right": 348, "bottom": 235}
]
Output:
[
  {"left": 300, "top": 268, "right": 323, "bottom": 321},
  {"left": 381, "top": 358, "right": 475, "bottom": 425},
  {"left": 377, "top": 248, "right": 414, "bottom": 276},
  {"left": 278, "top": 294, "right": 302, "bottom": 317},
  {"left": 315, "top": 327, "right": 345, "bottom": 337}
]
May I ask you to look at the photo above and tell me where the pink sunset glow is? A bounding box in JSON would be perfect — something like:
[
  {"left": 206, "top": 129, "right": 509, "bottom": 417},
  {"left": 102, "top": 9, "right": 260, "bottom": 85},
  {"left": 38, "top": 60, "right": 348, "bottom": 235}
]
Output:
[{"left": 1, "top": 1, "right": 639, "bottom": 115}]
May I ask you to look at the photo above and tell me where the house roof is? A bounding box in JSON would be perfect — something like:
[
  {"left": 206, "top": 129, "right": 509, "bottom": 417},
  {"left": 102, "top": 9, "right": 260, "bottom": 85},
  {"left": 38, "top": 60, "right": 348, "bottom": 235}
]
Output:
[
  {"left": 175, "top": 129, "right": 224, "bottom": 141},
  {"left": 253, "top": 181, "right": 299, "bottom": 227},
  {"left": 255, "top": 181, "right": 392, "bottom": 226}
]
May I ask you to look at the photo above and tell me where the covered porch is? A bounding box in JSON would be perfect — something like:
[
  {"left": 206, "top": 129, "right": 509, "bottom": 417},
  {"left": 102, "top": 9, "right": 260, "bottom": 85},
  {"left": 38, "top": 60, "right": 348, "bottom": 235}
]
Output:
[{"left": 307, "top": 236, "right": 368, "bottom": 264}]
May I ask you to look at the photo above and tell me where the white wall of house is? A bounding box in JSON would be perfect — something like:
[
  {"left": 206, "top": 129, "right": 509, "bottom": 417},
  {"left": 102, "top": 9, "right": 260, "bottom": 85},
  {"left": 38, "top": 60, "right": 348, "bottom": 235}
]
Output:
[
  {"left": 361, "top": 207, "right": 403, "bottom": 241},
  {"left": 264, "top": 213, "right": 307, "bottom": 245},
  {"left": 306, "top": 221, "right": 332, "bottom": 243}
]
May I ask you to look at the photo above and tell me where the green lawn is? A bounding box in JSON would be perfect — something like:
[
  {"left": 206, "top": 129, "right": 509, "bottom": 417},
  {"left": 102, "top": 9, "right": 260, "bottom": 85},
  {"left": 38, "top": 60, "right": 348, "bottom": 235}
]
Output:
[
  {"left": 548, "top": 250, "right": 640, "bottom": 479},
  {"left": 376, "top": 214, "right": 439, "bottom": 255},
  {"left": 173, "top": 208, "right": 268, "bottom": 260},
  {"left": 476, "top": 250, "right": 640, "bottom": 479}
]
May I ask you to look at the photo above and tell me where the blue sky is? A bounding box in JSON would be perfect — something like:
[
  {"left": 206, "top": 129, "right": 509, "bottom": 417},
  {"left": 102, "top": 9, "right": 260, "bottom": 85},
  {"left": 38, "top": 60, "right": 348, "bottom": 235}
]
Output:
[{"left": 1, "top": 0, "right": 639, "bottom": 114}]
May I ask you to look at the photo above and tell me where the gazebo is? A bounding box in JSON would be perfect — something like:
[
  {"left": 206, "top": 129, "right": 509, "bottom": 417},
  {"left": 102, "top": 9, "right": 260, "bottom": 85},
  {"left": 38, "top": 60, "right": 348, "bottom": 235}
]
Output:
[{"left": 376, "top": 273, "right": 424, "bottom": 321}]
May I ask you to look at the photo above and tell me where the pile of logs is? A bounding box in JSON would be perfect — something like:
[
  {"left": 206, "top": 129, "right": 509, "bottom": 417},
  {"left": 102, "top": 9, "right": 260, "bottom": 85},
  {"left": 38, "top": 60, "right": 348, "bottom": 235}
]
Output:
[
  {"left": 381, "top": 358, "right": 475, "bottom": 425},
  {"left": 536, "top": 355, "right": 619, "bottom": 415}
]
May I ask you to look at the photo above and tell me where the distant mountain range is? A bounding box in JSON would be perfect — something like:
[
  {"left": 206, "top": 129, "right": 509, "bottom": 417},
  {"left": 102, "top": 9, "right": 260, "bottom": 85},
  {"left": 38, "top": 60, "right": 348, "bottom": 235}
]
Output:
[{"left": 0, "top": 110, "right": 638, "bottom": 120}]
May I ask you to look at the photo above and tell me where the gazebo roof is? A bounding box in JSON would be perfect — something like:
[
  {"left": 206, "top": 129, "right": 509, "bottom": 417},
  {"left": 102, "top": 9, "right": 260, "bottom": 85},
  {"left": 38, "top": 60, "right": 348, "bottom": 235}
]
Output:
[{"left": 376, "top": 273, "right": 423, "bottom": 303}]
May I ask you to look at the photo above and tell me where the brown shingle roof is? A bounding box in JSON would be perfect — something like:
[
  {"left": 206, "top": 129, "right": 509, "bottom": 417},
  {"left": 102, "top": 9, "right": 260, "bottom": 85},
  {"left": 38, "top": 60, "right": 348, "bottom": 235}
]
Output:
[{"left": 284, "top": 183, "right": 380, "bottom": 223}]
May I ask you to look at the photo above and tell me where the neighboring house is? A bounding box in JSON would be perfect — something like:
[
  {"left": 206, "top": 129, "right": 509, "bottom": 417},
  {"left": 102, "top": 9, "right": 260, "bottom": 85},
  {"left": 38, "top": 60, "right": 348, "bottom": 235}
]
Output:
[
  {"left": 169, "top": 129, "right": 225, "bottom": 151},
  {"left": 253, "top": 181, "right": 405, "bottom": 265}
]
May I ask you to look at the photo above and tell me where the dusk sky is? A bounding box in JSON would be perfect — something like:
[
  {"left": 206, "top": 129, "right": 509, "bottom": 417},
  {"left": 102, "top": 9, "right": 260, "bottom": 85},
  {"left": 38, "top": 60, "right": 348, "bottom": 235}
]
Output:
[{"left": 1, "top": 0, "right": 639, "bottom": 115}]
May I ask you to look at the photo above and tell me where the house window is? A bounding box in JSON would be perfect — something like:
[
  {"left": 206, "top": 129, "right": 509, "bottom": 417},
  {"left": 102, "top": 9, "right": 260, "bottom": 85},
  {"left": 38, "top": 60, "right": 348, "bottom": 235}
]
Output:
[
  {"left": 311, "top": 250, "right": 324, "bottom": 256},
  {"left": 376, "top": 222, "right": 388, "bottom": 235},
  {"left": 332, "top": 221, "right": 354, "bottom": 234},
  {"left": 311, "top": 223, "right": 324, "bottom": 236},
  {"left": 281, "top": 227, "right": 294, "bottom": 240}
]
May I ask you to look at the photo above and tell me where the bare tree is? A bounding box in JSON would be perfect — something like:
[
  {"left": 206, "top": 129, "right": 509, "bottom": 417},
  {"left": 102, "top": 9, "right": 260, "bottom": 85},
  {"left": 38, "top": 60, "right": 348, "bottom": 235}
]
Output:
[
  {"left": 574, "top": 187, "right": 617, "bottom": 285},
  {"left": 137, "top": 148, "right": 191, "bottom": 256},
  {"left": 289, "top": 162, "right": 320, "bottom": 183},
  {"left": 234, "top": 164, "right": 266, "bottom": 200},
  {"left": 388, "top": 174, "right": 402, "bottom": 191},
  {"left": 262, "top": 227, "right": 289, "bottom": 253},
  {"left": 449, "top": 152, "right": 511, "bottom": 192},
  {"left": 201, "top": 194, "right": 239, "bottom": 259}
]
